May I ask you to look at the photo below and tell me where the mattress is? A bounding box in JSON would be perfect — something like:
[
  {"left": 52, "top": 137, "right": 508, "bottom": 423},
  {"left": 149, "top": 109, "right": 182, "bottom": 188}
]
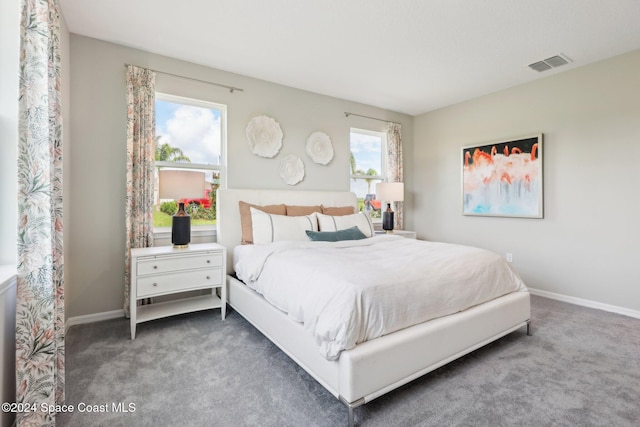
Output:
[{"left": 234, "top": 235, "right": 527, "bottom": 360}]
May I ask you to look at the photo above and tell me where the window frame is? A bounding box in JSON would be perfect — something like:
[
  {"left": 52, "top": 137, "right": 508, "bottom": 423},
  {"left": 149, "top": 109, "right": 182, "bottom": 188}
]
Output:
[{"left": 154, "top": 93, "right": 227, "bottom": 234}]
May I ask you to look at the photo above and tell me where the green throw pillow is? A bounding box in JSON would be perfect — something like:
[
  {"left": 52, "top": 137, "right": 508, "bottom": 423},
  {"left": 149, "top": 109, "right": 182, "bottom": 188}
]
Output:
[{"left": 305, "top": 226, "right": 367, "bottom": 242}]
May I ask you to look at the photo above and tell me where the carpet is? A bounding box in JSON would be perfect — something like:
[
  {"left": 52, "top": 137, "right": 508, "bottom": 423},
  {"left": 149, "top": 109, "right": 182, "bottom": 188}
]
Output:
[{"left": 56, "top": 295, "right": 640, "bottom": 426}]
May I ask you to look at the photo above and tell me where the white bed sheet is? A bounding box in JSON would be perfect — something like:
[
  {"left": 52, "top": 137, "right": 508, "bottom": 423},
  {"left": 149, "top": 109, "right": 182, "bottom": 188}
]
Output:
[{"left": 234, "top": 235, "right": 527, "bottom": 361}]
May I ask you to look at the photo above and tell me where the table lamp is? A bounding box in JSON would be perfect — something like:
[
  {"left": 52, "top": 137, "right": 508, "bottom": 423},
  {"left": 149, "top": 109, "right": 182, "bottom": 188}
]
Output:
[
  {"left": 375, "top": 182, "right": 404, "bottom": 233},
  {"left": 159, "top": 170, "right": 206, "bottom": 248}
]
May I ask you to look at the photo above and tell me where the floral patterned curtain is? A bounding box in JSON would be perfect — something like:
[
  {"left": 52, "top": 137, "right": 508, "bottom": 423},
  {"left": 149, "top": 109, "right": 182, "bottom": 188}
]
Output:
[
  {"left": 124, "top": 65, "right": 156, "bottom": 316},
  {"left": 386, "top": 123, "right": 404, "bottom": 229},
  {"left": 16, "top": 0, "right": 65, "bottom": 425}
]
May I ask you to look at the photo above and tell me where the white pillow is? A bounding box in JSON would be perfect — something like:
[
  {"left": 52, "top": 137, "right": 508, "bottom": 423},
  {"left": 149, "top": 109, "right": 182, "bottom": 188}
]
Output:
[
  {"left": 316, "top": 212, "right": 374, "bottom": 238},
  {"left": 250, "top": 207, "right": 318, "bottom": 244}
]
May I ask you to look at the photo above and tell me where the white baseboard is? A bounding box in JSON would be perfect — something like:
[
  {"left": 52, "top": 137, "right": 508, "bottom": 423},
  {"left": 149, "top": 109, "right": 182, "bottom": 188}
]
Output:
[
  {"left": 65, "top": 309, "right": 125, "bottom": 333},
  {"left": 61, "top": 289, "right": 640, "bottom": 334},
  {"left": 528, "top": 287, "right": 640, "bottom": 319}
]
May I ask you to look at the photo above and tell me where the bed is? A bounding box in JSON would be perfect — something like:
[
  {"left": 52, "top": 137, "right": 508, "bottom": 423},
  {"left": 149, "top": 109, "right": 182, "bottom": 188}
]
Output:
[{"left": 217, "top": 189, "right": 531, "bottom": 426}]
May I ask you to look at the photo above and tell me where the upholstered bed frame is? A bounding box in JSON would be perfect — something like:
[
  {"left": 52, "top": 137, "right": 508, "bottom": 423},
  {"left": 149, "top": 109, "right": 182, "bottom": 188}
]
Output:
[{"left": 217, "top": 189, "right": 531, "bottom": 426}]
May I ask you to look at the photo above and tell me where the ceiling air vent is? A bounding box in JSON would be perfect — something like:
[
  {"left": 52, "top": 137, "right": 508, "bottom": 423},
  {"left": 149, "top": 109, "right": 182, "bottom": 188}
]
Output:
[
  {"left": 528, "top": 53, "right": 572, "bottom": 72},
  {"left": 529, "top": 61, "right": 552, "bottom": 72}
]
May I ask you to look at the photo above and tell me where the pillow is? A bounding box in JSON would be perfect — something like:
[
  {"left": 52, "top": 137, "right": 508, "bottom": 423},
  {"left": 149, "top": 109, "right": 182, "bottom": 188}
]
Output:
[
  {"left": 239, "top": 201, "right": 287, "bottom": 244},
  {"left": 250, "top": 207, "right": 318, "bottom": 244},
  {"left": 286, "top": 205, "right": 322, "bottom": 216},
  {"left": 316, "top": 212, "right": 375, "bottom": 238},
  {"left": 321, "top": 205, "right": 356, "bottom": 216},
  {"left": 306, "top": 226, "right": 367, "bottom": 242}
]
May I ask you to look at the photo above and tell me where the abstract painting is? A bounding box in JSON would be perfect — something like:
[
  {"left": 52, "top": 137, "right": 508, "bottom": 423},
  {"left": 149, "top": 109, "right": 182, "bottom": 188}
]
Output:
[{"left": 462, "top": 134, "right": 543, "bottom": 218}]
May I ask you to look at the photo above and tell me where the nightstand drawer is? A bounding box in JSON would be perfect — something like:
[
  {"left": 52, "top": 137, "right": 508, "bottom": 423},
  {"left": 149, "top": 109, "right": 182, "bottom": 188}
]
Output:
[
  {"left": 137, "top": 268, "right": 222, "bottom": 297},
  {"left": 137, "top": 253, "right": 222, "bottom": 276}
]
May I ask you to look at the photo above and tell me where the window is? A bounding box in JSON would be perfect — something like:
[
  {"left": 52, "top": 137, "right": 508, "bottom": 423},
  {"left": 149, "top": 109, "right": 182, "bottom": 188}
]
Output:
[
  {"left": 349, "top": 128, "right": 386, "bottom": 221},
  {"left": 154, "top": 93, "right": 226, "bottom": 228}
]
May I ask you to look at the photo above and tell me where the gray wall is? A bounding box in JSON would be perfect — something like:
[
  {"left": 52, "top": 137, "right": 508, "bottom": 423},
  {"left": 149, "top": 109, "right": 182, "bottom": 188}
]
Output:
[
  {"left": 413, "top": 50, "right": 640, "bottom": 312},
  {"left": 67, "top": 35, "right": 412, "bottom": 319}
]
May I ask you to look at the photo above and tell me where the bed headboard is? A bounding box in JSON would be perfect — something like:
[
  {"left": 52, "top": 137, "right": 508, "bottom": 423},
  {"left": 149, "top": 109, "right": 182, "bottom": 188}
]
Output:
[{"left": 216, "top": 188, "right": 358, "bottom": 273}]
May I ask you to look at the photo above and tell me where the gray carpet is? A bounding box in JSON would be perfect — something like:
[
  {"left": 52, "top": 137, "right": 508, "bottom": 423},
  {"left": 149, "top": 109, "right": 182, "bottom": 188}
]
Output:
[{"left": 57, "top": 296, "right": 640, "bottom": 427}]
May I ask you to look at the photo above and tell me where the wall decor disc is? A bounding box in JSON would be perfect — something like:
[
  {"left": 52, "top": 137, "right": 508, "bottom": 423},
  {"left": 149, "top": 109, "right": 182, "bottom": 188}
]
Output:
[
  {"left": 306, "top": 131, "right": 334, "bottom": 165},
  {"left": 246, "top": 115, "right": 283, "bottom": 158},
  {"left": 279, "top": 154, "right": 305, "bottom": 185}
]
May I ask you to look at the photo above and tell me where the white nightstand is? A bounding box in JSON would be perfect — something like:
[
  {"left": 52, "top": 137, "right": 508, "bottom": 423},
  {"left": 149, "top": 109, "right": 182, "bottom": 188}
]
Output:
[
  {"left": 129, "top": 242, "right": 226, "bottom": 339},
  {"left": 375, "top": 230, "right": 417, "bottom": 239}
]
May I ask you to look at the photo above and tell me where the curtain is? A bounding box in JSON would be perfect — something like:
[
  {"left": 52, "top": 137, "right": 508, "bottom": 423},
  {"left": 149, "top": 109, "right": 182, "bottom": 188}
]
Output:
[
  {"left": 16, "top": 0, "right": 65, "bottom": 426},
  {"left": 386, "top": 123, "right": 404, "bottom": 229},
  {"left": 124, "top": 65, "right": 156, "bottom": 316}
]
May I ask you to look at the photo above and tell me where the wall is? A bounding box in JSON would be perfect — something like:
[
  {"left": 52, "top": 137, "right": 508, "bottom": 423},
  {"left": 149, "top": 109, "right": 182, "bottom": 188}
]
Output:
[
  {"left": 67, "top": 35, "right": 412, "bottom": 319},
  {"left": 413, "top": 50, "right": 640, "bottom": 313},
  {"left": 0, "top": 0, "right": 19, "bottom": 267},
  {"left": 0, "top": 270, "right": 16, "bottom": 427}
]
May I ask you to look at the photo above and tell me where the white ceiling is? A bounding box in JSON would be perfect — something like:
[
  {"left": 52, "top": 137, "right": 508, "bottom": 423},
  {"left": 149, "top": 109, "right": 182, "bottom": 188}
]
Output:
[{"left": 58, "top": 0, "right": 640, "bottom": 116}]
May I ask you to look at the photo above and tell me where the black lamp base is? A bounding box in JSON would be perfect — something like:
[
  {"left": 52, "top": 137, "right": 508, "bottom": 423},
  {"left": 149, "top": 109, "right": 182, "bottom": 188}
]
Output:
[
  {"left": 382, "top": 203, "right": 395, "bottom": 233},
  {"left": 172, "top": 202, "right": 191, "bottom": 248}
]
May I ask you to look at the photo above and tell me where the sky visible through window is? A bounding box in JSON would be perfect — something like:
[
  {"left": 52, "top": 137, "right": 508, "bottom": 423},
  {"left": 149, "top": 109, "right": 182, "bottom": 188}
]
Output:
[
  {"left": 155, "top": 100, "right": 221, "bottom": 166},
  {"left": 351, "top": 131, "right": 382, "bottom": 174}
]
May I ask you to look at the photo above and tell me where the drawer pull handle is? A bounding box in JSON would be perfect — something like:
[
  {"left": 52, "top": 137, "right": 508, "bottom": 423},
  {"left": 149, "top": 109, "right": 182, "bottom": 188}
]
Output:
[
  {"left": 153, "top": 283, "right": 158, "bottom": 287},
  {"left": 206, "top": 276, "right": 210, "bottom": 280},
  {"left": 153, "top": 265, "right": 158, "bottom": 269},
  {"left": 206, "top": 260, "right": 211, "bottom": 263}
]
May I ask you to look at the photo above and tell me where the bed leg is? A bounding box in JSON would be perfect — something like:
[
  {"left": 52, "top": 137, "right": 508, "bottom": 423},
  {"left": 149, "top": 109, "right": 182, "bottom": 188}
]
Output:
[
  {"left": 526, "top": 320, "right": 532, "bottom": 336},
  {"left": 340, "top": 396, "right": 365, "bottom": 427},
  {"left": 347, "top": 406, "right": 354, "bottom": 427}
]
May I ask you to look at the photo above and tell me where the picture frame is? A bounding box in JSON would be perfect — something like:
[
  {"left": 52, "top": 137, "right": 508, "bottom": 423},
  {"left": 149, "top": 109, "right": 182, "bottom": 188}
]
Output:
[{"left": 462, "top": 133, "right": 543, "bottom": 218}]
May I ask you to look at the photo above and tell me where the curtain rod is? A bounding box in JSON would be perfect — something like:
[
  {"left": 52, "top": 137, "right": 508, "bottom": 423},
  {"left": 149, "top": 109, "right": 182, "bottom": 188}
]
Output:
[
  {"left": 124, "top": 64, "right": 244, "bottom": 93},
  {"left": 344, "top": 112, "right": 400, "bottom": 125}
]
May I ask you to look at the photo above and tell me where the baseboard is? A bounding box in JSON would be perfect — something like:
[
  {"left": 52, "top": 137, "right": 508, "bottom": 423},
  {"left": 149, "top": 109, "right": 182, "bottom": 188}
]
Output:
[
  {"left": 65, "top": 309, "right": 125, "bottom": 333},
  {"left": 62, "top": 289, "right": 640, "bottom": 334},
  {"left": 528, "top": 287, "right": 640, "bottom": 319}
]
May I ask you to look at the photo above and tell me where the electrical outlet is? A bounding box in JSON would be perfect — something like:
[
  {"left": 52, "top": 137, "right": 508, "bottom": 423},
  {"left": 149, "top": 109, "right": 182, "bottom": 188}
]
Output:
[{"left": 506, "top": 253, "right": 513, "bottom": 263}]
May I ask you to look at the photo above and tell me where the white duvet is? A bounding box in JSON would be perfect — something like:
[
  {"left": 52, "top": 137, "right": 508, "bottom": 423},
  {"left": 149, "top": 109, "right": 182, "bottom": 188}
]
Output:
[{"left": 234, "top": 235, "right": 527, "bottom": 361}]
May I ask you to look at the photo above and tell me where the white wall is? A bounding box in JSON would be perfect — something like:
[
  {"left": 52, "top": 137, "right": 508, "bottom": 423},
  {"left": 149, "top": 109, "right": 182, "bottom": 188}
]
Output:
[
  {"left": 67, "top": 35, "right": 412, "bottom": 319},
  {"left": 0, "top": 0, "right": 19, "bottom": 267},
  {"left": 413, "top": 50, "right": 640, "bottom": 313}
]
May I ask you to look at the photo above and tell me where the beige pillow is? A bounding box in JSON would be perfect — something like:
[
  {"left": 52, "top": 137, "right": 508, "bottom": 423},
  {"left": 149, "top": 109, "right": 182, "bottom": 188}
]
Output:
[
  {"left": 286, "top": 205, "right": 322, "bottom": 216},
  {"left": 321, "top": 205, "right": 356, "bottom": 216},
  {"left": 239, "top": 201, "right": 286, "bottom": 244}
]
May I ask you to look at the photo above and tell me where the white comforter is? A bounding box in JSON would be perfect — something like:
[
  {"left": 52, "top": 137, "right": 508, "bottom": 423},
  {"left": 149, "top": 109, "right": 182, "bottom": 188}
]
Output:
[{"left": 234, "top": 235, "right": 527, "bottom": 360}]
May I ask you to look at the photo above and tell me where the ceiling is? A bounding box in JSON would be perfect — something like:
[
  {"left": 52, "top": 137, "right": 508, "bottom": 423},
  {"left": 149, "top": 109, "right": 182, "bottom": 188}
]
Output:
[{"left": 58, "top": 0, "right": 640, "bottom": 116}]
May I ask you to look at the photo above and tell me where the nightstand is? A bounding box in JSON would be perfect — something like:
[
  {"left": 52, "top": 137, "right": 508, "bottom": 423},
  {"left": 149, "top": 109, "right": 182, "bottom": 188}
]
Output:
[
  {"left": 375, "top": 230, "right": 417, "bottom": 239},
  {"left": 129, "top": 242, "right": 226, "bottom": 339}
]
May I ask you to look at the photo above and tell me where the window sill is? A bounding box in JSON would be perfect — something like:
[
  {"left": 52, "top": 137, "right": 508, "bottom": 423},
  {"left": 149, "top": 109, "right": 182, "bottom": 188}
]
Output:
[
  {"left": 153, "top": 227, "right": 217, "bottom": 240},
  {"left": 0, "top": 265, "right": 17, "bottom": 295}
]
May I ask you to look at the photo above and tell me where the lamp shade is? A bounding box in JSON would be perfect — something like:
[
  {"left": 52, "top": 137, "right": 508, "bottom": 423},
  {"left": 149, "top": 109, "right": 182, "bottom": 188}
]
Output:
[
  {"left": 158, "top": 170, "right": 206, "bottom": 200},
  {"left": 376, "top": 182, "right": 404, "bottom": 202}
]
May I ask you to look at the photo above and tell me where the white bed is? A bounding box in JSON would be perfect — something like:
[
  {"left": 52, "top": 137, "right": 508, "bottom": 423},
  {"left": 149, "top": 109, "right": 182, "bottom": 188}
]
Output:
[{"left": 217, "top": 189, "right": 531, "bottom": 426}]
